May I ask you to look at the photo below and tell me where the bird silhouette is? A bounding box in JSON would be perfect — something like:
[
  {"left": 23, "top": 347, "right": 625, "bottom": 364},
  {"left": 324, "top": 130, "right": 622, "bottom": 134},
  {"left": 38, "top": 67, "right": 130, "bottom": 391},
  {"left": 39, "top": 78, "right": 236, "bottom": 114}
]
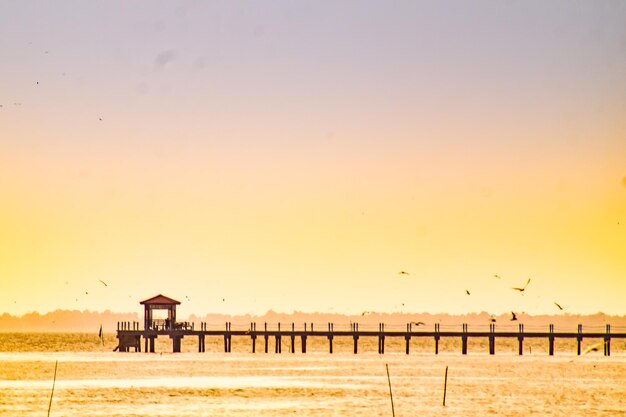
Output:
[
  {"left": 465, "top": 289, "right": 471, "bottom": 295},
  {"left": 490, "top": 316, "right": 497, "bottom": 323},
  {"left": 512, "top": 278, "right": 531, "bottom": 293},
  {"left": 98, "top": 279, "right": 108, "bottom": 287},
  {"left": 361, "top": 311, "right": 373, "bottom": 316},
  {"left": 411, "top": 321, "right": 426, "bottom": 326},
  {"left": 554, "top": 302, "right": 564, "bottom": 311},
  {"left": 510, "top": 312, "right": 518, "bottom": 321},
  {"left": 494, "top": 274, "right": 501, "bottom": 279},
  {"left": 398, "top": 271, "right": 410, "bottom": 276}
]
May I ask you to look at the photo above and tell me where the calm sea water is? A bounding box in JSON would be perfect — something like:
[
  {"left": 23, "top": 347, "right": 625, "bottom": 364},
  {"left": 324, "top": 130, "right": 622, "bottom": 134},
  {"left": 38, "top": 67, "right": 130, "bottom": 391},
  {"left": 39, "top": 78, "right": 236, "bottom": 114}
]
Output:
[{"left": 0, "top": 333, "right": 624, "bottom": 416}]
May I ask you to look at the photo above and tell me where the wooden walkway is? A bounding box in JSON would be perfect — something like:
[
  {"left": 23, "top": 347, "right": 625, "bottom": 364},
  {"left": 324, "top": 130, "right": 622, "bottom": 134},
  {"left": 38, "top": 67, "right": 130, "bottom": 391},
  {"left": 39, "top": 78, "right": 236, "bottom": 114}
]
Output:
[{"left": 116, "top": 322, "right": 625, "bottom": 356}]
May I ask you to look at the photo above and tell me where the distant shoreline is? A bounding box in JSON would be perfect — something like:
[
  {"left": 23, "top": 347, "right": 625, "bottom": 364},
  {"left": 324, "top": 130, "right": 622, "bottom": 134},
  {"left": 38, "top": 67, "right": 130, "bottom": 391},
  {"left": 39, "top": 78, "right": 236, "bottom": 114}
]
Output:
[{"left": 2, "top": 309, "right": 624, "bottom": 333}]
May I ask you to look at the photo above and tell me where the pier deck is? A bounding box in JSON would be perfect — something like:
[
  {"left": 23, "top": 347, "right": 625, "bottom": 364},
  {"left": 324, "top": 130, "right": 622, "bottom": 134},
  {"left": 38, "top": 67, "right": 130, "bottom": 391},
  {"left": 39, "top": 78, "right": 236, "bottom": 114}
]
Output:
[{"left": 116, "top": 322, "right": 625, "bottom": 356}]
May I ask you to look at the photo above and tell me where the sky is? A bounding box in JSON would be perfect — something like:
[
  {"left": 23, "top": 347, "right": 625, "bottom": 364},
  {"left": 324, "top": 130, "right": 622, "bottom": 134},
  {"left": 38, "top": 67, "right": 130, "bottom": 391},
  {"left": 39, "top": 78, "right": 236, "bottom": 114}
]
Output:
[{"left": 1, "top": 1, "right": 625, "bottom": 318}]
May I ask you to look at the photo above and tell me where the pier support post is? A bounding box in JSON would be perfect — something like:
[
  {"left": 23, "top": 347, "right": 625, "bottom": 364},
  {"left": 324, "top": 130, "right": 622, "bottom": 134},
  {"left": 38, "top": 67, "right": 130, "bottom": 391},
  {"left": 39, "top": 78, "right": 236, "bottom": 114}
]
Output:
[
  {"left": 489, "top": 323, "right": 495, "bottom": 355},
  {"left": 461, "top": 324, "right": 468, "bottom": 355},
  {"left": 276, "top": 323, "right": 282, "bottom": 353},
  {"left": 224, "top": 322, "right": 232, "bottom": 353},
  {"left": 171, "top": 335, "right": 183, "bottom": 353},
  {"left": 548, "top": 324, "right": 555, "bottom": 356},
  {"left": 251, "top": 322, "right": 257, "bottom": 353},
  {"left": 264, "top": 323, "right": 269, "bottom": 353},
  {"left": 290, "top": 323, "right": 295, "bottom": 354},
  {"left": 405, "top": 323, "right": 411, "bottom": 355},
  {"left": 328, "top": 323, "right": 334, "bottom": 354},
  {"left": 604, "top": 324, "right": 611, "bottom": 356},
  {"left": 378, "top": 323, "right": 385, "bottom": 354},
  {"left": 577, "top": 324, "right": 582, "bottom": 355},
  {"left": 301, "top": 323, "right": 307, "bottom": 353},
  {"left": 518, "top": 324, "right": 524, "bottom": 356},
  {"left": 353, "top": 323, "right": 359, "bottom": 354},
  {"left": 435, "top": 323, "right": 440, "bottom": 355}
]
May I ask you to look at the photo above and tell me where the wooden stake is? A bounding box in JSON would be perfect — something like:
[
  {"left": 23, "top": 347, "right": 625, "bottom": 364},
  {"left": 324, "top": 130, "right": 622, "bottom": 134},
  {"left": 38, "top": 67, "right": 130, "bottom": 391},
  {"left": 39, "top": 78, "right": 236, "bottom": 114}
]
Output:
[
  {"left": 385, "top": 363, "right": 395, "bottom": 417},
  {"left": 443, "top": 365, "right": 449, "bottom": 406},
  {"left": 47, "top": 360, "right": 58, "bottom": 417}
]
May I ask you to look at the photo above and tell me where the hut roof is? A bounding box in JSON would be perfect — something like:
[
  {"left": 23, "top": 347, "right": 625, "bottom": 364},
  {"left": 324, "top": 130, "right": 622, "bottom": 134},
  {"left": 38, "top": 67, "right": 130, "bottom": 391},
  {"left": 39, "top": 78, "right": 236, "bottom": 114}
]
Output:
[{"left": 140, "top": 294, "right": 181, "bottom": 305}]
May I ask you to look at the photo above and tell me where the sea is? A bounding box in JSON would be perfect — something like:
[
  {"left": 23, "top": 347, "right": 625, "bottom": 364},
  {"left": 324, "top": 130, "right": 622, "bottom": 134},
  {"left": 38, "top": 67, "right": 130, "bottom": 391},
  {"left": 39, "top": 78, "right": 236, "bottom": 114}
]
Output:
[{"left": 0, "top": 332, "right": 624, "bottom": 416}]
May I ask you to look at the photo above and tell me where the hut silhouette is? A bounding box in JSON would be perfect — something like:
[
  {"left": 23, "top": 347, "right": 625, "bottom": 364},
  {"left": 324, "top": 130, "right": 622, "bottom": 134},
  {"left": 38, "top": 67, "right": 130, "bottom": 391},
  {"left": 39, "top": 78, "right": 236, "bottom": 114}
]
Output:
[{"left": 140, "top": 294, "right": 180, "bottom": 330}]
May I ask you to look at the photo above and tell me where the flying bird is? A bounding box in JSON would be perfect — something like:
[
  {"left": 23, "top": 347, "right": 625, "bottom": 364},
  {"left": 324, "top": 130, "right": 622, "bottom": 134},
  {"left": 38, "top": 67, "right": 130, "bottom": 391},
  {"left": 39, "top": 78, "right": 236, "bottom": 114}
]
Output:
[
  {"left": 398, "top": 271, "right": 410, "bottom": 276},
  {"left": 98, "top": 279, "right": 108, "bottom": 287},
  {"left": 465, "top": 289, "right": 471, "bottom": 295},
  {"left": 512, "top": 278, "right": 531, "bottom": 293},
  {"left": 582, "top": 341, "right": 607, "bottom": 355},
  {"left": 510, "top": 311, "right": 518, "bottom": 321},
  {"left": 361, "top": 311, "right": 374, "bottom": 316},
  {"left": 554, "top": 302, "right": 564, "bottom": 311},
  {"left": 494, "top": 274, "right": 501, "bottom": 279},
  {"left": 411, "top": 321, "right": 426, "bottom": 326}
]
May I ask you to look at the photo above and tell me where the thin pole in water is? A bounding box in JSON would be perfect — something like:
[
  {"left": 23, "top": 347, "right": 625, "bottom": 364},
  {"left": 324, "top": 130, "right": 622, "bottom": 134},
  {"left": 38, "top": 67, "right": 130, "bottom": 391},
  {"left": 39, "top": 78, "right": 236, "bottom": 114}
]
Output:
[
  {"left": 47, "top": 360, "right": 58, "bottom": 417},
  {"left": 443, "top": 365, "right": 449, "bottom": 406},
  {"left": 385, "top": 363, "right": 395, "bottom": 417}
]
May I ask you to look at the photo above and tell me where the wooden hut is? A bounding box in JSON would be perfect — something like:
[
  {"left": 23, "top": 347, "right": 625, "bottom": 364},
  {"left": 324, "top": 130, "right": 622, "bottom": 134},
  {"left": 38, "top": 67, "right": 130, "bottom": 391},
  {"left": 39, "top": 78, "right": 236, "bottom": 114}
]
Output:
[{"left": 140, "top": 294, "right": 180, "bottom": 330}]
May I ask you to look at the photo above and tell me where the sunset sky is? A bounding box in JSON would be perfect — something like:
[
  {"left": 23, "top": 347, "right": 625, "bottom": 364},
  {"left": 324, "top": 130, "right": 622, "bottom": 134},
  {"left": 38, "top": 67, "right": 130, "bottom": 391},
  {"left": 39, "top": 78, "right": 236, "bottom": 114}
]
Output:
[{"left": 1, "top": 1, "right": 625, "bottom": 318}]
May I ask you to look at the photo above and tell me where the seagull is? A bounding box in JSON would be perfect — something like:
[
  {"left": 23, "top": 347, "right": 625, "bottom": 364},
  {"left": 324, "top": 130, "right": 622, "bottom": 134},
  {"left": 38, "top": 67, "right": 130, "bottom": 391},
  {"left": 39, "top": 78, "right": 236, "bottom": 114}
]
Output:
[
  {"left": 398, "top": 271, "right": 410, "bottom": 276},
  {"left": 494, "top": 274, "right": 501, "bottom": 279},
  {"left": 98, "top": 279, "right": 108, "bottom": 287},
  {"left": 512, "top": 278, "right": 531, "bottom": 293},
  {"left": 411, "top": 321, "right": 426, "bottom": 326},
  {"left": 490, "top": 315, "right": 497, "bottom": 323},
  {"left": 361, "top": 311, "right": 373, "bottom": 316},
  {"left": 510, "top": 311, "right": 518, "bottom": 321},
  {"left": 582, "top": 341, "right": 607, "bottom": 355},
  {"left": 554, "top": 302, "right": 564, "bottom": 311},
  {"left": 465, "top": 289, "right": 471, "bottom": 295}
]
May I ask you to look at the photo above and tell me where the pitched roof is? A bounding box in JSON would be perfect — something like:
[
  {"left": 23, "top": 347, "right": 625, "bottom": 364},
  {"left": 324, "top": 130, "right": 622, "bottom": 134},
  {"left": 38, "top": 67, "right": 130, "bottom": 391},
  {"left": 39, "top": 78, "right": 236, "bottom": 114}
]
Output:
[{"left": 140, "top": 294, "right": 181, "bottom": 305}]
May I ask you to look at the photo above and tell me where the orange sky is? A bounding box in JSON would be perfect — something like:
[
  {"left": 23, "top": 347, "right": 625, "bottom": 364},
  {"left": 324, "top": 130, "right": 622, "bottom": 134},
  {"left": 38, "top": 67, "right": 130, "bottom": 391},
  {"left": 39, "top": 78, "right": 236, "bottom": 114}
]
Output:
[{"left": 1, "top": 1, "right": 625, "bottom": 317}]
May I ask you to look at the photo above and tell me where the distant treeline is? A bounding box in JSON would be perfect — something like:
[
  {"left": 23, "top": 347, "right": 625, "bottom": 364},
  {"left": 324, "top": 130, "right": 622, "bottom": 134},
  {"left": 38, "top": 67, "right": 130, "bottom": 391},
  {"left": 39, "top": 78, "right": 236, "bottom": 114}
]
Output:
[{"left": 1, "top": 309, "right": 624, "bottom": 332}]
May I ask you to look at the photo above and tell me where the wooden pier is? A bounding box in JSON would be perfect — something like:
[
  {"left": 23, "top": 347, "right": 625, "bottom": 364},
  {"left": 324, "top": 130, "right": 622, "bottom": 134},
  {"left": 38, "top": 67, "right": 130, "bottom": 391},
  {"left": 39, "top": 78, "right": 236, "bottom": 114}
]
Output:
[
  {"left": 118, "top": 295, "right": 624, "bottom": 355},
  {"left": 115, "top": 321, "right": 624, "bottom": 356}
]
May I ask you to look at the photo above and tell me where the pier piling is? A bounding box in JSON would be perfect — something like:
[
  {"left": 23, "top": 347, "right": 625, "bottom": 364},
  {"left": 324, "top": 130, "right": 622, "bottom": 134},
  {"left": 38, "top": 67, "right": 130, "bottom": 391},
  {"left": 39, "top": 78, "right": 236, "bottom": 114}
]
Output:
[{"left": 549, "top": 324, "right": 555, "bottom": 356}]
